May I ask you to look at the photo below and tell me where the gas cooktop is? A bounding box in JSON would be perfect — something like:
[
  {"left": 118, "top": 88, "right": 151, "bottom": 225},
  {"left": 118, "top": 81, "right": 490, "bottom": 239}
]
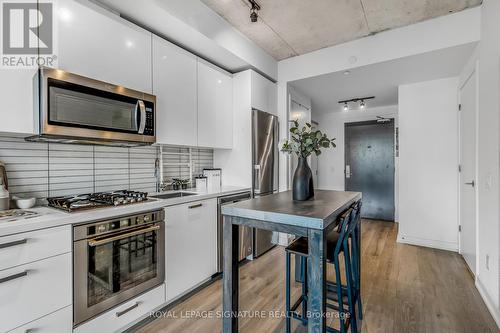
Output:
[
  {"left": 0, "top": 209, "right": 39, "bottom": 222},
  {"left": 47, "top": 190, "right": 150, "bottom": 212}
]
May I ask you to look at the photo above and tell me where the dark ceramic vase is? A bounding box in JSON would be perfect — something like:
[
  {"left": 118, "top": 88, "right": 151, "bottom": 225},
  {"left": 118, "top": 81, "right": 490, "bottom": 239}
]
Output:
[{"left": 292, "top": 157, "right": 314, "bottom": 201}]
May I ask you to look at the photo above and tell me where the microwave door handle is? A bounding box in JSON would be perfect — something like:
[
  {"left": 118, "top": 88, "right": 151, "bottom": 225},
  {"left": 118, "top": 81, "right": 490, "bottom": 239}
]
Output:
[{"left": 136, "top": 100, "right": 146, "bottom": 134}]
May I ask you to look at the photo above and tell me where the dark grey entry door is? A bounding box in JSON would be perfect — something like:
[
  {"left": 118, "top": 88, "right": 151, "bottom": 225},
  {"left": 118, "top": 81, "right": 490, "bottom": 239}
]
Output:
[{"left": 345, "top": 120, "right": 395, "bottom": 221}]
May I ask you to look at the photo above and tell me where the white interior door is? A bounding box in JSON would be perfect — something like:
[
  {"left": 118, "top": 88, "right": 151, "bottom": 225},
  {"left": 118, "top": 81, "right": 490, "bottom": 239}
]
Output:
[{"left": 459, "top": 70, "right": 477, "bottom": 275}]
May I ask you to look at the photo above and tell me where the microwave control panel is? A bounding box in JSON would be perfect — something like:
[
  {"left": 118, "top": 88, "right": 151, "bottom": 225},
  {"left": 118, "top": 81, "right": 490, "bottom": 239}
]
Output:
[{"left": 144, "top": 107, "right": 154, "bottom": 136}]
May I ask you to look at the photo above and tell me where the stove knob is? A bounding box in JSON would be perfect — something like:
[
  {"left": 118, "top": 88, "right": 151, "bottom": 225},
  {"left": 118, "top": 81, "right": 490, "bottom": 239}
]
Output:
[
  {"left": 144, "top": 215, "right": 150, "bottom": 222},
  {"left": 97, "top": 225, "right": 106, "bottom": 233}
]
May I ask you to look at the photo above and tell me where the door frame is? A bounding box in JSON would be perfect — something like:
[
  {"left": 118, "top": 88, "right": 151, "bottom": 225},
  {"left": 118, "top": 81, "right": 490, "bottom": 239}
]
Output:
[
  {"left": 344, "top": 118, "right": 396, "bottom": 221},
  {"left": 458, "top": 61, "right": 479, "bottom": 278}
]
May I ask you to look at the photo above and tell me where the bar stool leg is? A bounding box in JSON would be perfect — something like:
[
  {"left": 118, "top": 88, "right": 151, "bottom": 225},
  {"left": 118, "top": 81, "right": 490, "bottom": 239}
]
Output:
[
  {"left": 333, "top": 255, "right": 346, "bottom": 333},
  {"left": 285, "top": 251, "right": 291, "bottom": 333},
  {"left": 343, "top": 242, "right": 357, "bottom": 333}
]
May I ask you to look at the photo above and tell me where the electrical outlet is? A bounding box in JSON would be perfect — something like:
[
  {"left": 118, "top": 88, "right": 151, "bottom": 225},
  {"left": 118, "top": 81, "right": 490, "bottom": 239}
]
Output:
[{"left": 486, "top": 254, "right": 490, "bottom": 270}]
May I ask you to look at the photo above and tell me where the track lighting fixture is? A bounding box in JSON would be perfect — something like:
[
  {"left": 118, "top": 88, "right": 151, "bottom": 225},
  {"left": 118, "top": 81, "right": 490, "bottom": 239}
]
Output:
[
  {"left": 248, "top": 0, "right": 261, "bottom": 23},
  {"left": 338, "top": 96, "right": 374, "bottom": 111}
]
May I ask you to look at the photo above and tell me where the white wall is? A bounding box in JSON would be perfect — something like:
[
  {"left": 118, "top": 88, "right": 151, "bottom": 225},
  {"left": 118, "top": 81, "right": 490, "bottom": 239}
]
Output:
[
  {"left": 314, "top": 106, "right": 399, "bottom": 220},
  {"left": 474, "top": 0, "right": 500, "bottom": 323},
  {"left": 398, "top": 77, "right": 459, "bottom": 251}
]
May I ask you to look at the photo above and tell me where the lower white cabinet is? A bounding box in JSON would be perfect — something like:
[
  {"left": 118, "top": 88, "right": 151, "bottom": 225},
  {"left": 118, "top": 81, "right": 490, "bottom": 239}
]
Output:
[
  {"left": 8, "top": 306, "right": 72, "bottom": 333},
  {"left": 0, "top": 253, "right": 72, "bottom": 332},
  {"left": 74, "top": 283, "right": 165, "bottom": 333},
  {"left": 165, "top": 199, "right": 217, "bottom": 301},
  {"left": 0, "top": 225, "right": 71, "bottom": 271}
]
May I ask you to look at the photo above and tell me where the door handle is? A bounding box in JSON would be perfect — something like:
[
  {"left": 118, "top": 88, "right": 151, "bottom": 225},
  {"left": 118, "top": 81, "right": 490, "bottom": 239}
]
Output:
[
  {"left": 188, "top": 203, "right": 203, "bottom": 209},
  {"left": 465, "top": 180, "right": 475, "bottom": 187},
  {"left": 254, "top": 164, "right": 261, "bottom": 193},
  {"left": 116, "top": 301, "right": 141, "bottom": 317},
  {"left": 0, "top": 238, "right": 28, "bottom": 249},
  {"left": 0, "top": 270, "right": 29, "bottom": 284},
  {"left": 136, "top": 100, "right": 146, "bottom": 134}
]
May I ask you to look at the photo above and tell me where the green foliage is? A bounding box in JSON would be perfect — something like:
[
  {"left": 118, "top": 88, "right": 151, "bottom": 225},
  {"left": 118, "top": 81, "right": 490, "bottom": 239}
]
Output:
[{"left": 281, "top": 120, "right": 336, "bottom": 158}]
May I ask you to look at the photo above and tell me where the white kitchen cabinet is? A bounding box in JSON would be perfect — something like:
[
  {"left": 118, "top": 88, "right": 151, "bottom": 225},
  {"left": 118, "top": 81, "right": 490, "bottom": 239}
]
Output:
[
  {"left": 0, "top": 69, "right": 37, "bottom": 134},
  {"left": 0, "top": 253, "right": 72, "bottom": 332},
  {"left": 74, "top": 284, "right": 165, "bottom": 333},
  {"left": 250, "top": 70, "right": 277, "bottom": 115},
  {"left": 197, "top": 60, "right": 233, "bottom": 149},
  {"left": 0, "top": 225, "right": 71, "bottom": 271},
  {"left": 8, "top": 306, "right": 72, "bottom": 333},
  {"left": 153, "top": 35, "right": 198, "bottom": 146},
  {"left": 56, "top": 0, "right": 152, "bottom": 92},
  {"left": 165, "top": 198, "right": 217, "bottom": 301}
]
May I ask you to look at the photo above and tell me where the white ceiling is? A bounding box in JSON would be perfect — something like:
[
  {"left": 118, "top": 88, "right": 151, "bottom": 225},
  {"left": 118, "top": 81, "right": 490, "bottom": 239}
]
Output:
[
  {"left": 290, "top": 42, "right": 477, "bottom": 114},
  {"left": 201, "top": 0, "right": 481, "bottom": 60}
]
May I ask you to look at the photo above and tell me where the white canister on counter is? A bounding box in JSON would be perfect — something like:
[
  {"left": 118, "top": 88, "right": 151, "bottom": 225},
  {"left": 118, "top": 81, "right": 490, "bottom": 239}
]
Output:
[
  {"left": 0, "top": 178, "right": 9, "bottom": 211},
  {"left": 195, "top": 176, "right": 208, "bottom": 193}
]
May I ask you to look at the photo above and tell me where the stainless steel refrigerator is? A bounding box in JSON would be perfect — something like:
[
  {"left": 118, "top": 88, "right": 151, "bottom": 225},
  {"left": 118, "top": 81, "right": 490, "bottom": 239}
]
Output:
[{"left": 252, "top": 108, "right": 279, "bottom": 257}]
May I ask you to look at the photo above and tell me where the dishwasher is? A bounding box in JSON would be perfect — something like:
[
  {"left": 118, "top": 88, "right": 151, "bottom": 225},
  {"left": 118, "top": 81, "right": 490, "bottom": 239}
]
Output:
[{"left": 217, "top": 192, "right": 252, "bottom": 273}]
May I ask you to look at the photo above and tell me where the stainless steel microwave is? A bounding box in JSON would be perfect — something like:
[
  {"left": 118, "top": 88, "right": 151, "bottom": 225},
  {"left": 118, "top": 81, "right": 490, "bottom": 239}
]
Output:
[{"left": 29, "top": 67, "right": 156, "bottom": 146}]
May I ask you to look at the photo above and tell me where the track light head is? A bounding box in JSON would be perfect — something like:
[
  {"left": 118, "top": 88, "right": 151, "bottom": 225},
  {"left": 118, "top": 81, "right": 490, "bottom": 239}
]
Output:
[
  {"left": 248, "top": 1, "right": 261, "bottom": 23},
  {"left": 360, "top": 100, "right": 365, "bottom": 109},
  {"left": 343, "top": 103, "right": 349, "bottom": 111},
  {"left": 250, "top": 9, "right": 258, "bottom": 22}
]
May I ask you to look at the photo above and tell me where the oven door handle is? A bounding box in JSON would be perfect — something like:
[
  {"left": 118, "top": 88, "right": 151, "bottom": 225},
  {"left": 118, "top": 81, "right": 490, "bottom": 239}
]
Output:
[{"left": 87, "top": 224, "right": 160, "bottom": 247}]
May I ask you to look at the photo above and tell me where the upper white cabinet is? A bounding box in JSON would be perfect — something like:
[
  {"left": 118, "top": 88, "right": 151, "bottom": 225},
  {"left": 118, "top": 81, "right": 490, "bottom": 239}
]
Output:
[
  {"left": 251, "top": 70, "right": 277, "bottom": 115},
  {"left": 153, "top": 36, "right": 198, "bottom": 147},
  {"left": 57, "top": 0, "right": 152, "bottom": 92},
  {"left": 0, "top": 69, "right": 37, "bottom": 134},
  {"left": 197, "top": 60, "right": 233, "bottom": 149}
]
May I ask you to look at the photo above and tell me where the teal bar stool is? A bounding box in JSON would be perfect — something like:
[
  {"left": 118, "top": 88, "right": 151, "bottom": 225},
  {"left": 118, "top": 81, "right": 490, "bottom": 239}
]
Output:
[{"left": 285, "top": 201, "right": 362, "bottom": 333}]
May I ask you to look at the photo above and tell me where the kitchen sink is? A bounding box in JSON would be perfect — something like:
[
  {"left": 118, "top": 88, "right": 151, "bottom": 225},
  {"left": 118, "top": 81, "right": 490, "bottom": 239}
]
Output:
[{"left": 151, "top": 192, "right": 197, "bottom": 200}]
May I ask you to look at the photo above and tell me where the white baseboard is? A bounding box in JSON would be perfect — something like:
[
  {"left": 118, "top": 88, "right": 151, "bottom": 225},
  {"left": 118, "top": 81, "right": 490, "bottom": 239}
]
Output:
[
  {"left": 396, "top": 233, "right": 458, "bottom": 252},
  {"left": 476, "top": 277, "right": 500, "bottom": 329}
]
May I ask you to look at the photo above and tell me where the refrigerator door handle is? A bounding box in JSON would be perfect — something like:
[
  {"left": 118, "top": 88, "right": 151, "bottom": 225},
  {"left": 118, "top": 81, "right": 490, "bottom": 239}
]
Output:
[{"left": 253, "top": 164, "right": 261, "bottom": 193}]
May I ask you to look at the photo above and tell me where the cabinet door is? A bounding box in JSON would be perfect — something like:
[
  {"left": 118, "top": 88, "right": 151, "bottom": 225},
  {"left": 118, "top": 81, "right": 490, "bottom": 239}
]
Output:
[
  {"left": 8, "top": 306, "right": 72, "bottom": 333},
  {"left": 153, "top": 36, "right": 198, "bottom": 146},
  {"left": 165, "top": 199, "right": 217, "bottom": 301},
  {"left": 251, "top": 70, "right": 277, "bottom": 115},
  {"left": 57, "top": 0, "right": 152, "bottom": 92},
  {"left": 0, "top": 69, "right": 37, "bottom": 134},
  {"left": 197, "top": 60, "right": 233, "bottom": 149}
]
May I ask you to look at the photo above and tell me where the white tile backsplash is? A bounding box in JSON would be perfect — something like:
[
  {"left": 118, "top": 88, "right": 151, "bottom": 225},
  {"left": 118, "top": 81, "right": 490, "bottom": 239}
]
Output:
[{"left": 0, "top": 136, "right": 214, "bottom": 198}]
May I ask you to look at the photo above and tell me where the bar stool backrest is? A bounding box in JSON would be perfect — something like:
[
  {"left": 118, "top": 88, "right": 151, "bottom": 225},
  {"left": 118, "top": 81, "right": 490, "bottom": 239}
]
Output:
[{"left": 334, "top": 207, "right": 354, "bottom": 256}]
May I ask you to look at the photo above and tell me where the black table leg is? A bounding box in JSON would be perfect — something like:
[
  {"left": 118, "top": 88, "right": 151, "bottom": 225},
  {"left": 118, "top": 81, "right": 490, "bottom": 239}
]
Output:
[
  {"left": 223, "top": 216, "right": 240, "bottom": 333},
  {"left": 307, "top": 228, "right": 326, "bottom": 333}
]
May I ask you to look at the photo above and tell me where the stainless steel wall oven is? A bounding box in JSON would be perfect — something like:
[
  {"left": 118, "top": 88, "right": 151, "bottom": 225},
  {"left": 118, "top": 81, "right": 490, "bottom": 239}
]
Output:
[{"left": 73, "top": 210, "right": 165, "bottom": 326}]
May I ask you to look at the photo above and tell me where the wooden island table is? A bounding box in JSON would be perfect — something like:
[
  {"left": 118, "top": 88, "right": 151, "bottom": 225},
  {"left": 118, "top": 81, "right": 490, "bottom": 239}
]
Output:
[{"left": 221, "top": 190, "right": 362, "bottom": 333}]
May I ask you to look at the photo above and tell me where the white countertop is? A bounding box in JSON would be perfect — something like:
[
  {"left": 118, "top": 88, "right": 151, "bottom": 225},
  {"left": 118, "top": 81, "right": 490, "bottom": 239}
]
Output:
[{"left": 0, "top": 186, "right": 250, "bottom": 237}]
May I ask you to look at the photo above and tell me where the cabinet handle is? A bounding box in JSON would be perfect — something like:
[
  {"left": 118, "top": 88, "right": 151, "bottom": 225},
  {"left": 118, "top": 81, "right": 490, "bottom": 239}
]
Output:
[
  {"left": 116, "top": 301, "right": 141, "bottom": 317},
  {"left": 0, "top": 238, "right": 28, "bottom": 249},
  {"left": 188, "top": 203, "right": 203, "bottom": 209},
  {"left": 0, "top": 270, "right": 29, "bottom": 284}
]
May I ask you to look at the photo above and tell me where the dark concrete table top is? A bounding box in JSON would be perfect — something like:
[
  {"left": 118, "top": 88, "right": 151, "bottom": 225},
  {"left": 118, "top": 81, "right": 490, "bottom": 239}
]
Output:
[{"left": 221, "top": 190, "right": 362, "bottom": 230}]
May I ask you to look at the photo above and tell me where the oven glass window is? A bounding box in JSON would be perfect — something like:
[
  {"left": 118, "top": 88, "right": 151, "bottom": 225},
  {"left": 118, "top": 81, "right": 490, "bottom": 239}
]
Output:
[{"left": 87, "top": 228, "right": 158, "bottom": 307}]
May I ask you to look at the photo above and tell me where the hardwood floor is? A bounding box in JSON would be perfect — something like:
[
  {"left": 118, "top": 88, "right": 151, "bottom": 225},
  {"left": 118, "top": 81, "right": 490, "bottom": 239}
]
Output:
[{"left": 136, "top": 220, "right": 499, "bottom": 333}]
